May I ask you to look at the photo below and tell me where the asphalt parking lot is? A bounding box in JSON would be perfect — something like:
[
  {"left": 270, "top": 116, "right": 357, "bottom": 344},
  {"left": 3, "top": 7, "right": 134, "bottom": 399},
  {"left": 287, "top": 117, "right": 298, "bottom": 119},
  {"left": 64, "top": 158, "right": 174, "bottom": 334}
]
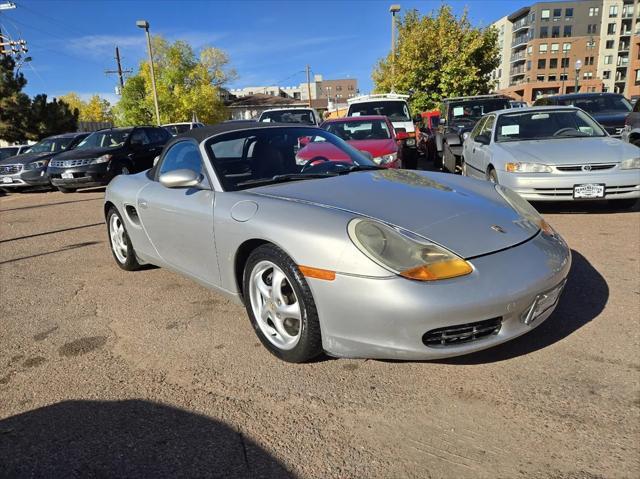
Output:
[{"left": 0, "top": 187, "right": 638, "bottom": 479}]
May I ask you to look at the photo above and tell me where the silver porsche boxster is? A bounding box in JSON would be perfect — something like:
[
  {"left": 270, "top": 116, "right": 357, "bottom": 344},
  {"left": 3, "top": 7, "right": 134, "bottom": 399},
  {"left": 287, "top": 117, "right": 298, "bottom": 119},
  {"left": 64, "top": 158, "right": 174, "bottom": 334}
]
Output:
[{"left": 104, "top": 123, "right": 571, "bottom": 363}]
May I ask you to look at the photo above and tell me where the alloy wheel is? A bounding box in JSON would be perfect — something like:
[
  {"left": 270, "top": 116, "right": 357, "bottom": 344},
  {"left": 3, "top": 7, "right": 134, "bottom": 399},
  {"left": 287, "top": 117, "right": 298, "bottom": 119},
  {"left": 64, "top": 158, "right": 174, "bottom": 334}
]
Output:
[
  {"left": 109, "top": 213, "right": 128, "bottom": 264},
  {"left": 249, "top": 260, "right": 302, "bottom": 350}
]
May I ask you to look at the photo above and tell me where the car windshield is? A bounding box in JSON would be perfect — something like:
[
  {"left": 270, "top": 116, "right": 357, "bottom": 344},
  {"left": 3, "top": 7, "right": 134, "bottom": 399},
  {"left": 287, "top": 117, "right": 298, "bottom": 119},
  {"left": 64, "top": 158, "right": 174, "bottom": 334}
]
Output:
[
  {"left": 0, "top": 147, "right": 18, "bottom": 160},
  {"left": 449, "top": 99, "right": 510, "bottom": 123},
  {"left": 26, "top": 137, "right": 75, "bottom": 154},
  {"left": 259, "top": 110, "right": 315, "bottom": 125},
  {"left": 557, "top": 95, "right": 631, "bottom": 114},
  {"left": 164, "top": 124, "right": 192, "bottom": 135},
  {"left": 206, "top": 126, "right": 378, "bottom": 191},
  {"left": 495, "top": 109, "right": 607, "bottom": 142},
  {"left": 325, "top": 119, "right": 391, "bottom": 141},
  {"left": 75, "top": 129, "right": 131, "bottom": 150},
  {"left": 349, "top": 101, "right": 410, "bottom": 121}
]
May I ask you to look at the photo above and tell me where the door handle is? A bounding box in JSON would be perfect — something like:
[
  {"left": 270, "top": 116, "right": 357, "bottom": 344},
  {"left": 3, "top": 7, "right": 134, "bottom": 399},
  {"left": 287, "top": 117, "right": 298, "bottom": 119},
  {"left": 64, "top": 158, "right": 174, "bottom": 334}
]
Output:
[{"left": 138, "top": 199, "right": 148, "bottom": 209}]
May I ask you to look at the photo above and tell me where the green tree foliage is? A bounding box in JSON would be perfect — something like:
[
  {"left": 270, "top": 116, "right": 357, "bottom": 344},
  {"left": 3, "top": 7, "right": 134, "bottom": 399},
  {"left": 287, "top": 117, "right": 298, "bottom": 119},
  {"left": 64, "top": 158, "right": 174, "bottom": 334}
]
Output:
[
  {"left": 59, "top": 92, "right": 114, "bottom": 122},
  {"left": 0, "top": 56, "right": 78, "bottom": 142},
  {"left": 0, "top": 55, "right": 31, "bottom": 143},
  {"left": 372, "top": 5, "right": 500, "bottom": 112},
  {"left": 115, "top": 36, "right": 236, "bottom": 126}
]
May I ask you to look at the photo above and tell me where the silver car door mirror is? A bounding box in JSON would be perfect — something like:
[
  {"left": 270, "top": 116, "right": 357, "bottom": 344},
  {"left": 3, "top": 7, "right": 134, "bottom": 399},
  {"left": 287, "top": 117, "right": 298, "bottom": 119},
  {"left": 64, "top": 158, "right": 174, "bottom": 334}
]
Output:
[
  {"left": 153, "top": 155, "right": 160, "bottom": 166},
  {"left": 159, "top": 169, "right": 202, "bottom": 188}
]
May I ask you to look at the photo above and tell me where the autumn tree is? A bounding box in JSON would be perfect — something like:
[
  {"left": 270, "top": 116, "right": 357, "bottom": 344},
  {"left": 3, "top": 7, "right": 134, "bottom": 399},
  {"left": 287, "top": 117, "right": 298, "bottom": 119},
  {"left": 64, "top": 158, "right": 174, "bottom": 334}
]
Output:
[
  {"left": 58, "top": 93, "right": 114, "bottom": 122},
  {"left": 372, "top": 5, "right": 500, "bottom": 112},
  {"left": 115, "top": 36, "right": 236, "bottom": 126}
]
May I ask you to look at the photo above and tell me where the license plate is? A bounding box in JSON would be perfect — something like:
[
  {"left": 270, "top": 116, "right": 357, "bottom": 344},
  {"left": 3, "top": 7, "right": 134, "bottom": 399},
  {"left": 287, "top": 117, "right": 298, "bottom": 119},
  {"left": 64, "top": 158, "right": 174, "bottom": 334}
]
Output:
[
  {"left": 1, "top": 177, "right": 12, "bottom": 184},
  {"left": 61, "top": 172, "right": 74, "bottom": 179},
  {"left": 573, "top": 183, "right": 605, "bottom": 199}
]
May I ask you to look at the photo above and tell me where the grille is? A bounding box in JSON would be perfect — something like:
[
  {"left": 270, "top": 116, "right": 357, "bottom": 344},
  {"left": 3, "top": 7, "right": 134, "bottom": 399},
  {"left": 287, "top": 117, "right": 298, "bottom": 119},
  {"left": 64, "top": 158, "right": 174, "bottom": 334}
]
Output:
[
  {"left": 0, "top": 164, "right": 22, "bottom": 175},
  {"left": 556, "top": 164, "right": 616, "bottom": 172},
  {"left": 422, "top": 317, "right": 502, "bottom": 348},
  {"left": 50, "top": 158, "right": 93, "bottom": 168}
]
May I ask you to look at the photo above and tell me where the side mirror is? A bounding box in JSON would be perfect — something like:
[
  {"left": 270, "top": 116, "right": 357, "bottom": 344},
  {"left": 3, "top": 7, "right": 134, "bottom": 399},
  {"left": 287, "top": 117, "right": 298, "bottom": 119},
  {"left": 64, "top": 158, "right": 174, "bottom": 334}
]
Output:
[
  {"left": 153, "top": 155, "right": 160, "bottom": 166},
  {"left": 475, "top": 134, "right": 490, "bottom": 145},
  {"left": 159, "top": 169, "right": 202, "bottom": 188}
]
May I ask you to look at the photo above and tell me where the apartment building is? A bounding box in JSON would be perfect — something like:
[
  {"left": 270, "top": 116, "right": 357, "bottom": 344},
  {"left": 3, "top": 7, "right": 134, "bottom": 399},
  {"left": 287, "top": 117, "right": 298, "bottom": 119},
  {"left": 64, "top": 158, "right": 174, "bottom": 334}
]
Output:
[
  {"left": 492, "top": 0, "right": 640, "bottom": 102},
  {"left": 490, "top": 16, "right": 513, "bottom": 90},
  {"left": 230, "top": 75, "right": 358, "bottom": 103}
]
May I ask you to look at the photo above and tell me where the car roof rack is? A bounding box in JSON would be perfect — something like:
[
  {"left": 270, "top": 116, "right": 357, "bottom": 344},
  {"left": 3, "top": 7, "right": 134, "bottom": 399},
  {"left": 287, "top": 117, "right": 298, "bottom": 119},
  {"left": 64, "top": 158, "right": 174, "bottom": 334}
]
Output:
[
  {"left": 444, "top": 94, "right": 510, "bottom": 102},
  {"left": 347, "top": 93, "right": 410, "bottom": 103}
]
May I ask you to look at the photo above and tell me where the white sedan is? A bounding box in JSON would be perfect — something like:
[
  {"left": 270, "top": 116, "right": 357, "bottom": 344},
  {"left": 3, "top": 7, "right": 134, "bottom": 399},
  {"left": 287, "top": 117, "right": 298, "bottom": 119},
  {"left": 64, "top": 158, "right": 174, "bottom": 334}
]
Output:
[{"left": 462, "top": 106, "right": 640, "bottom": 207}]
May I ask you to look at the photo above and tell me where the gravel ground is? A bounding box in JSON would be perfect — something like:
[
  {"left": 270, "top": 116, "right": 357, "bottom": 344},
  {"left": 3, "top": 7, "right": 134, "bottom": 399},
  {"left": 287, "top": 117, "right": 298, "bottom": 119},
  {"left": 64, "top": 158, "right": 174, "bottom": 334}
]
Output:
[{"left": 0, "top": 187, "right": 638, "bottom": 479}]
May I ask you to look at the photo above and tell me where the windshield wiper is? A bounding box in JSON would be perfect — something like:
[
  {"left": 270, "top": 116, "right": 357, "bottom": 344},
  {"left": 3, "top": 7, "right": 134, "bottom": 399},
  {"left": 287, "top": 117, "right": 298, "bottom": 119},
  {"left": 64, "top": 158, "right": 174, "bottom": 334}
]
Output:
[
  {"left": 338, "top": 164, "right": 386, "bottom": 174},
  {"left": 237, "top": 172, "right": 338, "bottom": 188}
]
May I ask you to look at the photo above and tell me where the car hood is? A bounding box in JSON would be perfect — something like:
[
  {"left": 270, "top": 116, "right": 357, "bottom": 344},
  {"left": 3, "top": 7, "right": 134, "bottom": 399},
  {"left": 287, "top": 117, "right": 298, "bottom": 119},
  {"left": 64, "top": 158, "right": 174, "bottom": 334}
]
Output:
[
  {"left": 347, "top": 139, "right": 397, "bottom": 157},
  {"left": 495, "top": 137, "right": 638, "bottom": 165},
  {"left": 0, "top": 151, "right": 54, "bottom": 166},
  {"left": 54, "top": 146, "right": 122, "bottom": 160},
  {"left": 250, "top": 170, "right": 539, "bottom": 259}
]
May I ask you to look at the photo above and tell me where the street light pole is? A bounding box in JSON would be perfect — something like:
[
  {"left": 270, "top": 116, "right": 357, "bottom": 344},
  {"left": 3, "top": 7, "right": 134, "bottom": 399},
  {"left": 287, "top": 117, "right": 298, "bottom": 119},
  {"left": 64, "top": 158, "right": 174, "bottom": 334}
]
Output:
[
  {"left": 560, "top": 44, "right": 570, "bottom": 94},
  {"left": 574, "top": 59, "right": 582, "bottom": 93},
  {"left": 389, "top": 4, "right": 401, "bottom": 92},
  {"left": 136, "top": 20, "right": 160, "bottom": 125}
]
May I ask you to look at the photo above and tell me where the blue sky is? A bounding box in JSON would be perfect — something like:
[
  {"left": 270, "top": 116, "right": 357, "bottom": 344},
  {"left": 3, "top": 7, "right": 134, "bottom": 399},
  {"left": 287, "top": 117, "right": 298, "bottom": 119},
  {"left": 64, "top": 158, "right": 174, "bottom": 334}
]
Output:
[{"left": 1, "top": 0, "right": 531, "bottom": 104}]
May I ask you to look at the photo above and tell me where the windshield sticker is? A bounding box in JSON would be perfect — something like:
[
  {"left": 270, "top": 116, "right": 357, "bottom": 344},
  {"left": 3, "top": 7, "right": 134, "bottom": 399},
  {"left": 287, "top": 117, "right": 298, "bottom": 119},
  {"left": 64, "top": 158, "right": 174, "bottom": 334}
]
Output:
[
  {"left": 578, "top": 126, "right": 594, "bottom": 134},
  {"left": 352, "top": 112, "right": 361, "bottom": 117},
  {"left": 452, "top": 107, "right": 465, "bottom": 117},
  {"left": 501, "top": 125, "right": 520, "bottom": 136}
]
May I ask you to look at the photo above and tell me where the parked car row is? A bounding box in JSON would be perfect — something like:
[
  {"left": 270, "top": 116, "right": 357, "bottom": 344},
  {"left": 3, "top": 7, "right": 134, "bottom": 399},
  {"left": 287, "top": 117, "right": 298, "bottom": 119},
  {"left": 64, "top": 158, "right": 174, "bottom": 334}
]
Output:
[{"left": 0, "top": 126, "right": 172, "bottom": 193}]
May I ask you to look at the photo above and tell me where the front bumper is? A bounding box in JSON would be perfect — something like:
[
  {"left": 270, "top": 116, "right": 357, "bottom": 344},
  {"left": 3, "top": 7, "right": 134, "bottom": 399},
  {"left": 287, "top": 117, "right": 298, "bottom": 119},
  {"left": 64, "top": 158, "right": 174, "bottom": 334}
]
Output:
[
  {"left": 47, "top": 163, "right": 112, "bottom": 188},
  {"left": 0, "top": 167, "right": 51, "bottom": 188},
  {"left": 497, "top": 169, "right": 640, "bottom": 201},
  {"left": 309, "top": 231, "right": 571, "bottom": 360}
]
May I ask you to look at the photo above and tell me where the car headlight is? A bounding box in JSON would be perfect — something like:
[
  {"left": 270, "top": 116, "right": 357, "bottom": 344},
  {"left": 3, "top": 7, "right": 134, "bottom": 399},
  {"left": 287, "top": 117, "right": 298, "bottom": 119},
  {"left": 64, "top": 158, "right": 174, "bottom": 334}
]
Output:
[
  {"left": 89, "top": 154, "right": 112, "bottom": 164},
  {"left": 405, "top": 138, "right": 416, "bottom": 147},
  {"left": 372, "top": 152, "right": 397, "bottom": 165},
  {"left": 495, "top": 184, "right": 555, "bottom": 236},
  {"left": 505, "top": 162, "right": 552, "bottom": 173},
  {"left": 620, "top": 158, "right": 640, "bottom": 169},
  {"left": 24, "top": 159, "right": 49, "bottom": 170},
  {"left": 347, "top": 218, "right": 473, "bottom": 281}
]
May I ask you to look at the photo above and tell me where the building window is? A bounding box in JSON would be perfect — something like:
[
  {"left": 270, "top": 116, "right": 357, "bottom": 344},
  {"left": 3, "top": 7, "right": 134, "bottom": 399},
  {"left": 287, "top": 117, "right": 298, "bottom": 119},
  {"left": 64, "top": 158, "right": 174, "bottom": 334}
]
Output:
[
  {"left": 635, "top": 69, "right": 640, "bottom": 83},
  {"left": 603, "top": 70, "right": 611, "bottom": 79},
  {"left": 541, "top": 9, "right": 550, "bottom": 20},
  {"left": 563, "top": 25, "right": 572, "bottom": 37},
  {"left": 550, "top": 58, "right": 558, "bottom": 68},
  {"left": 548, "top": 75, "right": 556, "bottom": 81},
  {"left": 552, "top": 26, "right": 560, "bottom": 38},
  {"left": 538, "top": 59, "right": 546, "bottom": 69},
  {"left": 608, "top": 23, "right": 617, "bottom": 35},
  {"left": 539, "top": 43, "right": 548, "bottom": 53},
  {"left": 604, "top": 55, "right": 612, "bottom": 64},
  {"left": 585, "top": 56, "right": 595, "bottom": 66},
  {"left": 553, "top": 8, "right": 562, "bottom": 18},
  {"left": 560, "top": 73, "right": 568, "bottom": 81},
  {"left": 589, "top": 7, "right": 599, "bottom": 17},
  {"left": 583, "top": 72, "right": 593, "bottom": 79},
  {"left": 565, "top": 8, "right": 573, "bottom": 18},
  {"left": 537, "top": 74, "right": 545, "bottom": 81},
  {"left": 551, "top": 43, "right": 559, "bottom": 53},
  {"left": 527, "top": 45, "right": 533, "bottom": 54},
  {"left": 527, "top": 60, "right": 532, "bottom": 71},
  {"left": 540, "top": 26, "right": 548, "bottom": 38},
  {"left": 609, "top": 5, "right": 618, "bottom": 17},
  {"left": 605, "top": 40, "right": 614, "bottom": 49},
  {"left": 563, "top": 42, "right": 571, "bottom": 52},
  {"left": 587, "top": 24, "right": 598, "bottom": 34},
  {"left": 561, "top": 58, "right": 569, "bottom": 68}
]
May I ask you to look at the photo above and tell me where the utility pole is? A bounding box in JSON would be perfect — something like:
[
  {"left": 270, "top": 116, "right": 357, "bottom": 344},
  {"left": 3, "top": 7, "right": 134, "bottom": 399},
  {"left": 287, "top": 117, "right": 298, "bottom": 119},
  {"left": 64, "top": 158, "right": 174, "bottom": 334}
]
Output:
[
  {"left": 1, "top": 2, "right": 28, "bottom": 58},
  {"left": 389, "top": 4, "right": 401, "bottom": 92},
  {"left": 306, "top": 64, "right": 312, "bottom": 107},
  {"left": 105, "top": 46, "right": 132, "bottom": 91}
]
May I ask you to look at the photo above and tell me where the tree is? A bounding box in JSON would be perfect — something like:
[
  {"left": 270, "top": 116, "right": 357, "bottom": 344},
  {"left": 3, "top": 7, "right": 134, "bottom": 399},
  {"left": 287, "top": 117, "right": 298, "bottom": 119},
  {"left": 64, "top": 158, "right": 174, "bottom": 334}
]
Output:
[
  {"left": 25, "top": 94, "right": 78, "bottom": 140},
  {"left": 58, "top": 93, "right": 114, "bottom": 123},
  {"left": 0, "top": 55, "right": 31, "bottom": 143},
  {"left": 372, "top": 5, "right": 500, "bottom": 112},
  {"left": 115, "top": 36, "right": 236, "bottom": 126}
]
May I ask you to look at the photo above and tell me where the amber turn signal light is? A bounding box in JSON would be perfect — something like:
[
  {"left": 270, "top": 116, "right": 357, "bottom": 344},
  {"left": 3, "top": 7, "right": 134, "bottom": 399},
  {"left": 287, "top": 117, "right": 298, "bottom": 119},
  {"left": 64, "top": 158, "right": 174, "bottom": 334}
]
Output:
[
  {"left": 299, "top": 265, "right": 336, "bottom": 281},
  {"left": 400, "top": 259, "right": 473, "bottom": 281}
]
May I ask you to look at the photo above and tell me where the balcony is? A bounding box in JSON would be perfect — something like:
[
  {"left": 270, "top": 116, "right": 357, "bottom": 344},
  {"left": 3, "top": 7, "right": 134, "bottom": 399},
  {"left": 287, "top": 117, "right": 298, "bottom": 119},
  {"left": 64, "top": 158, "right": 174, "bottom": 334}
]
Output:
[
  {"left": 510, "top": 65, "right": 526, "bottom": 76},
  {"left": 511, "top": 34, "right": 531, "bottom": 47},
  {"left": 512, "top": 18, "right": 530, "bottom": 32},
  {"left": 510, "top": 51, "right": 527, "bottom": 62}
]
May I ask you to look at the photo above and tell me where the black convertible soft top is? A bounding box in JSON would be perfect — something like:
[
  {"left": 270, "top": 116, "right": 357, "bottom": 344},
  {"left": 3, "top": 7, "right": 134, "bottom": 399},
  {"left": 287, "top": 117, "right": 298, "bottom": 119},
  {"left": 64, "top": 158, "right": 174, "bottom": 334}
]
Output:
[{"left": 179, "top": 121, "right": 319, "bottom": 143}]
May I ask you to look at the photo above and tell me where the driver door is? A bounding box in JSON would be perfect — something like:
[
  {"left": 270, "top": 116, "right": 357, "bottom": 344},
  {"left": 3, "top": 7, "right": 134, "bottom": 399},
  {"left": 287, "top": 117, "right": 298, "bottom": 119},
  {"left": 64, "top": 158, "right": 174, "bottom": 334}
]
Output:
[
  {"left": 463, "top": 116, "right": 487, "bottom": 178},
  {"left": 137, "top": 140, "right": 220, "bottom": 286}
]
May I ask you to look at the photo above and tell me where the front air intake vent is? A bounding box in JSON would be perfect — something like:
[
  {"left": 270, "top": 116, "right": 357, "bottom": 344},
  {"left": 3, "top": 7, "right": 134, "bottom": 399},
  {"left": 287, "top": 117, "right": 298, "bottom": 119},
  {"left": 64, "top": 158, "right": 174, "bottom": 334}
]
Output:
[{"left": 422, "top": 317, "right": 502, "bottom": 348}]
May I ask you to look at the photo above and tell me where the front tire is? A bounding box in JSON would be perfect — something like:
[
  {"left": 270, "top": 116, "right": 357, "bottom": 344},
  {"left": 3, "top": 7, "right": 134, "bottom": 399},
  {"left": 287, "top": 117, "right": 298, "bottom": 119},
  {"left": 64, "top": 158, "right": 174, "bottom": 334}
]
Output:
[
  {"left": 243, "top": 244, "right": 322, "bottom": 363},
  {"left": 107, "top": 207, "right": 142, "bottom": 271}
]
